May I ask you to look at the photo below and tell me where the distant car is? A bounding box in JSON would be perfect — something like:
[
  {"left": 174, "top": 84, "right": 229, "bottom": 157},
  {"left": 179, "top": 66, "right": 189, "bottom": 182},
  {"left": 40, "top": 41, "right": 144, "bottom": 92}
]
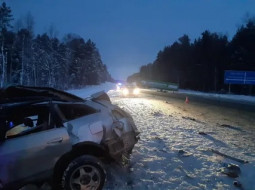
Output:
[
  {"left": 0, "top": 86, "right": 139, "bottom": 190},
  {"left": 116, "top": 82, "right": 124, "bottom": 90},
  {"left": 121, "top": 84, "right": 140, "bottom": 96}
]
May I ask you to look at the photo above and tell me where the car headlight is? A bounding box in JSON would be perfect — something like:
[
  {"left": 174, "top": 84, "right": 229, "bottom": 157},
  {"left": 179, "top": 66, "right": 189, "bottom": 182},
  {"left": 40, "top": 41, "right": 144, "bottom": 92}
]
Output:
[
  {"left": 123, "top": 88, "right": 129, "bottom": 95},
  {"left": 133, "top": 88, "right": 140, "bottom": 95}
]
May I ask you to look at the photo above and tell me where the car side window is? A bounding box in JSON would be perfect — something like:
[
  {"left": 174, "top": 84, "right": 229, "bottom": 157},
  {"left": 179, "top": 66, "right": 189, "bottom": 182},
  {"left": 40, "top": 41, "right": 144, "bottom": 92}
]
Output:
[
  {"left": 58, "top": 104, "right": 97, "bottom": 121},
  {"left": 5, "top": 105, "right": 51, "bottom": 139}
]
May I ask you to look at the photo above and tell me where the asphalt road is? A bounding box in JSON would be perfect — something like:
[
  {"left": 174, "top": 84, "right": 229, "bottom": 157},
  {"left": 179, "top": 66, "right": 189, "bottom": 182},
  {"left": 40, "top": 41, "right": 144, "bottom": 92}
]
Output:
[
  {"left": 141, "top": 89, "right": 255, "bottom": 112},
  {"left": 140, "top": 88, "right": 255, "bottom": 130}
]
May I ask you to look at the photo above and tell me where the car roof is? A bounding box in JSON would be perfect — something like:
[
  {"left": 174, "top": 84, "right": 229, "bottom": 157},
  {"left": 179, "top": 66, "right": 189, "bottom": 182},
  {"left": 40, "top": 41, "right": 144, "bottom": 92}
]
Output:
[{"left": 0, "top": 86, "right": 84, "bottom": 104}]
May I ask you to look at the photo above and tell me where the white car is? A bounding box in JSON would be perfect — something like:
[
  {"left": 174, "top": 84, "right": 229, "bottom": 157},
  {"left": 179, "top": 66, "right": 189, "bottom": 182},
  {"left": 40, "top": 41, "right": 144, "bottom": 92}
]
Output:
[{"left": 0, "top": 86, "right": 139, "bottom": 190}]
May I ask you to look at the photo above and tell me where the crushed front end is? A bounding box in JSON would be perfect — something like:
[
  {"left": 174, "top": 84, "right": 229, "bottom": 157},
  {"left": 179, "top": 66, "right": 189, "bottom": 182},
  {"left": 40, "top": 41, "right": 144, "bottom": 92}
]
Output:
[
  {"left": 89, "top": 91, "right": 139, "bottom": 163},
  {"left": 104, "top": 107, "right": 139, "bottom": 162}
]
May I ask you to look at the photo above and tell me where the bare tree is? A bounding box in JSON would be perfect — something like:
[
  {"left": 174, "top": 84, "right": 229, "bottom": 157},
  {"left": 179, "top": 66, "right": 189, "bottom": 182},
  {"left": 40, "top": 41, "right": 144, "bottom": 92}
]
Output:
[
  {"left": 0, "top": 2, "right": 13, "bottom": 87},
  {"left": 24, "top": 12, "right": 34, "bottom": 35},
  {"left": 47, "top": 23, "right": 58, "bottom": 39},
  {"left": 14, "top": 18, "right": 23, "bottom": 32}
]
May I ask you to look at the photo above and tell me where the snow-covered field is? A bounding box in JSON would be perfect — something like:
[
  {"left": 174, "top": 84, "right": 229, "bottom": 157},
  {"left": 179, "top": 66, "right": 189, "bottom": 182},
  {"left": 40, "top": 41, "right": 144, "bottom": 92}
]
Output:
[
  {"left": 67, "top": 82, "right": 115, "bottom": 98},
  {"left": 66, "top": 83, "right": 255, "bottom": 190}
]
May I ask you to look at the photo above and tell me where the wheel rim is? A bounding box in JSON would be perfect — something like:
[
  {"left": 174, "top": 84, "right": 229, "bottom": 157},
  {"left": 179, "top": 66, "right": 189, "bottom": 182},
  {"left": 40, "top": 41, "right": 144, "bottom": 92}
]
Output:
[{"left": 69, "top": 164, "right": 101, "bottom": 190}]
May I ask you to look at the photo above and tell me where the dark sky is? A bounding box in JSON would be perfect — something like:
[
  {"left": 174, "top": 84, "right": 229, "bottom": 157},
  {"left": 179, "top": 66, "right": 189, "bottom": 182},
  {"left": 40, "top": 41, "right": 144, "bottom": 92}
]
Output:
[{"left": 7, "top": 0, "right": 255, "bottom": 80}]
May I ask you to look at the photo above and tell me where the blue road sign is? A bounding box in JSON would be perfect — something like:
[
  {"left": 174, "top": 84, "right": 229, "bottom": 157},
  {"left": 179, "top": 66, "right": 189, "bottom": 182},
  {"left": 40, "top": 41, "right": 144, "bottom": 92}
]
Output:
[{"left": 224, "top": 70, "right": 255, "bottom": 85}]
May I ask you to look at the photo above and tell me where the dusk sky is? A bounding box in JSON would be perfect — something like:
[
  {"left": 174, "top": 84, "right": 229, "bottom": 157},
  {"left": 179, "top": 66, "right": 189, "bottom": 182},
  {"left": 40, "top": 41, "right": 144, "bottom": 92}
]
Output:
[{"left": 7, "top": 0, "right": 255, "bottom": 80}]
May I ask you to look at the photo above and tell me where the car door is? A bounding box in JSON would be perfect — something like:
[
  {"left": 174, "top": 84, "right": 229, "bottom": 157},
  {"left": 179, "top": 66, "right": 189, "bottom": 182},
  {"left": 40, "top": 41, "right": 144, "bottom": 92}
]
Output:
[
  {"left": 0, "top": 105, "right": 72, "bottom": 188},
  {"left": 57, "top": 103, "right": 106, "bottom": 145},
  {"left": 0, "top": 127, "right": 72, "bottom": 188}
]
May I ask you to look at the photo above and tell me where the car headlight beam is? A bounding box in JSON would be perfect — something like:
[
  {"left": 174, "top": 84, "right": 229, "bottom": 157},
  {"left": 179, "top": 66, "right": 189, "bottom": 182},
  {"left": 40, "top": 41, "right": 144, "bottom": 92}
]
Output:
[
  {"left": 133, "top": 88, "right": 140, "bottom": 95},
  {"left": 123, "top": 88, "right": 129, "bottom": 96}
]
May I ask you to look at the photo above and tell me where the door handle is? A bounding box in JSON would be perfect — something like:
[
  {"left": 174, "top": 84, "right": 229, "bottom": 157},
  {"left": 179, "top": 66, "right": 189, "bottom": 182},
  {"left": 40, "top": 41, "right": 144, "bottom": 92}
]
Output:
[{"left": 47, "top": 137, "right": 63, "bottom": 144}]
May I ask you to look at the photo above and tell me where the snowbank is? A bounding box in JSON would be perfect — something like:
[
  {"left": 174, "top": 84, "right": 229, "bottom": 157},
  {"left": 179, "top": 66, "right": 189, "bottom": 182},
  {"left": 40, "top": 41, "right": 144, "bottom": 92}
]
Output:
[
  {"left": 67, "top": 82, "right": 116, "bottom": 98},
  {"left": 179, "top": 89, "right": 255, "bottom": 104}
]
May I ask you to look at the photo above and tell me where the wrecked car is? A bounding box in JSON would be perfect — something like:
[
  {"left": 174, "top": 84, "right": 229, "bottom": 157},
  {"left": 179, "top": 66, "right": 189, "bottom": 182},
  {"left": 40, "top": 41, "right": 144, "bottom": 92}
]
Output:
[{"left": 0, "top": 86, "right": 139, "bottom": 190}]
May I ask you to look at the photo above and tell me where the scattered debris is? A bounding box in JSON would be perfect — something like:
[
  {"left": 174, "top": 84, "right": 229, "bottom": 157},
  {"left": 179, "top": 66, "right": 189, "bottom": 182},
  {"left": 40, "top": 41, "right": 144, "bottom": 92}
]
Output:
[
  {"left": 151, "top": 136, "right": 162, "bottom": 141},
  {"left": 211, "top": 149, "right": 248, "bottom": 164},
  {"left": 182, "top": 116, "right": 205, "bottom": 124},
  {"left": 178, "top": 150, "right": 192, "bottom": 157},
  {"left": 233, "top": 181, "right": 242, "bottom": 188},
  {"left": 221, "top": 163, "right": 241, "bottom": 178},
  {"left": 152, "top": 111, "right": 163, "bottom": 117},
  {"left": 203, "top": 135, "right": 228, "bottom": 147},
  {"left": 182, "top": 116, "right": 197, "bottom": 121},
  {"left": 177, "top": 166, "right": 195, "bottom": 179},
  {"left": 220, "top": 124, "right": 244, "bottom": 132}
]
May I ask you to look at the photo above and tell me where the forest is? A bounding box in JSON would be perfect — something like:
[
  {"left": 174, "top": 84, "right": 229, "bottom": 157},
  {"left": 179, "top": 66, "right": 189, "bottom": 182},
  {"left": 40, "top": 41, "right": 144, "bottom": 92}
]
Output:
[
  {"left": 0, "top": 2, "right": 112, "bottom": 90},
  {"left": 128, "top": 19, "right": 255, "bottom": 95}
]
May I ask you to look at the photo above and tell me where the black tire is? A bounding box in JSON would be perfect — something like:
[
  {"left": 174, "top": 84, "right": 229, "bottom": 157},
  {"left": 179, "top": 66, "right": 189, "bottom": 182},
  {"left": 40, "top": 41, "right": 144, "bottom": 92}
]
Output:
[{"left": 62, "top": 155, "right": 106, "bottom": 190}]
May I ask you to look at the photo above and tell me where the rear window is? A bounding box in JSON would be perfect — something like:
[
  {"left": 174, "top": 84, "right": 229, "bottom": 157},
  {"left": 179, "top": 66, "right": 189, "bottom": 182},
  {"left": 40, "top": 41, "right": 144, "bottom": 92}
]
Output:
[
  {"left": 2, "top": 104, "right": 51, "bottom": 139},
  {"left": 58, "top": 104, "right": 98, "bottom": 121}
]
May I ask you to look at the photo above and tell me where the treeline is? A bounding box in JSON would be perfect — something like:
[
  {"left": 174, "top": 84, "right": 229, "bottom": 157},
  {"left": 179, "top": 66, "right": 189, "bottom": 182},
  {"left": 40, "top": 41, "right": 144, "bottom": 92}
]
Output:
[
  {"left": 128, "top": 19, "right": 255, "bottom": 95},
  {"left": 0, "top": 2, "right": 112, "bottom": 89}
]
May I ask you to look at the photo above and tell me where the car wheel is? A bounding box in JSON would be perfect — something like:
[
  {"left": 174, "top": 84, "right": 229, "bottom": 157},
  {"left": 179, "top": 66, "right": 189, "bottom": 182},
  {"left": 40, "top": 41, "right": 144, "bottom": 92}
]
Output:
[{"left": 62, "top": 155, "right": 106, "bottom": 190}]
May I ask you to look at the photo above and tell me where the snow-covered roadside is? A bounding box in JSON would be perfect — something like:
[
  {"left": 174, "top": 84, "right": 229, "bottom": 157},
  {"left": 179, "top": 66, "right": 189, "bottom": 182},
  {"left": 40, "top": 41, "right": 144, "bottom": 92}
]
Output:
[
  {"left": 67, "top": 83, "right": 255, "bottom": 105},
  {"left": 67, "top": 84, "right": 255, "bottom": 190},
  {"left": 104, "top": 95, "right": 255, "bottom": 190},
  {"left": 179, "top": 89, "right": 255, "bottom": 104},
  {"left": 67, "top": 82, "right": 116, "bottom": 98}
]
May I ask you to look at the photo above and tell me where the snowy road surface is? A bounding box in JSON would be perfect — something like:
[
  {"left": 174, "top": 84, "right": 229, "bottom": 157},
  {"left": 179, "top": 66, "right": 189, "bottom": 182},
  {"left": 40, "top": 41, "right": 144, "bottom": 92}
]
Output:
[{"left": 103, "top": 88, "right": 255, "bottom": 190}]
